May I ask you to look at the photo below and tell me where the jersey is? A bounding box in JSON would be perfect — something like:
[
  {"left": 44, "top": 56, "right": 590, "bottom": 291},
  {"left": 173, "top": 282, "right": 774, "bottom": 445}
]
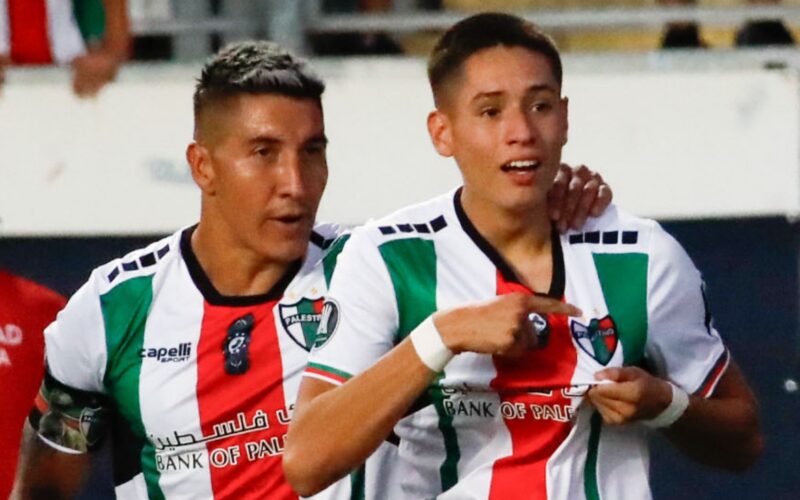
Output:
[
  {"left": 0, "top": 270, "right": 66, "bottom": 499},
  {"left": 306, "top": 188, "right": 729, "bottom": 500},
  {"left": 0, "top": 0, "right": 86, "bottom": 64},
  {"left": 33, "top": 225, "right": 397, "bottom": 500}
]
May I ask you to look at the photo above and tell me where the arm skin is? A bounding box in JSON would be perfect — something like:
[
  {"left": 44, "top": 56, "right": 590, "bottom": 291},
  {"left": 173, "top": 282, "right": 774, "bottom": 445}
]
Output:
[
  {"left": 284, "top": 293, "right": 580, "bottom": 496},
  {"left": 586, "top": 361, "right": 763, "bottom": 472},
  {"left": 71, "top": 0, "right": 130, "bottom": 97},
  {"left": 11, "top": 422, "right": 91, "bottom": 500}
]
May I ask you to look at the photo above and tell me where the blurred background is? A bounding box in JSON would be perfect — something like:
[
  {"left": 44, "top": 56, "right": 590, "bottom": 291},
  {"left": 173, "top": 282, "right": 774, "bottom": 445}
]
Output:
[{"left": 1, "top": 0, "right": 799, "bottom": 498}]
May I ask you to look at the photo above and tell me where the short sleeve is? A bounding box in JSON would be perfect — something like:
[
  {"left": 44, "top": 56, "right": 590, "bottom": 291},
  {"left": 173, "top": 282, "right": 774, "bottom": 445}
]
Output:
[
  {"left": 305, "top": 228, "right": 400, "bottom": 386},
  {"left": 645, "top": 224, "right": 729, "bottom": 398},
  {"left": 32, "top": 270, "right": 112, "bottom": 453}
]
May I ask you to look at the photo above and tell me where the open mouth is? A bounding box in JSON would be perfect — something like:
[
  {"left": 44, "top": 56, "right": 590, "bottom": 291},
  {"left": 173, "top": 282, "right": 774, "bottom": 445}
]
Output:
[
  {"left": 500, "top": 160, "right": 541, "bottom": 173},
  {"left": 275, "top": 214, "right": 305, "bottom": 224}
]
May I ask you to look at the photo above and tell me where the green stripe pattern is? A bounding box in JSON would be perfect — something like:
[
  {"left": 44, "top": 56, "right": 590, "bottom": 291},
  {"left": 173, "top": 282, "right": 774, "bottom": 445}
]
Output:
[
  {"left": 378, "top": 238, "right": 460, "bottom": 492},
  {"left": 323, "top": 234, "right": 352, "bottom": 286},
  {"left": 592, "top": 253, "right": 649, "bottom": 366},
  {"left": 350, "top": 464, "right": 366, "bottom": 500},
  {"left": 584, "top": 252, "right": 649, "bottom": 497},
  {"left": 583, "top": 412, "right": 603, "bottom": 500},
  {"left": 100, "top": 275, "right": 164, "bottom": 500},
  {"left": 307, "top": 361, "right": 353, "bottom": 381}
]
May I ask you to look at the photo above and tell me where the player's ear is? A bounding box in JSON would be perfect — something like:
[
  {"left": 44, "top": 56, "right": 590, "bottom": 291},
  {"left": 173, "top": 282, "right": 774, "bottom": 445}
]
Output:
[
  {"left": 187, "top": 142, "right": 216, "bottom": 195},
  {"left": 428, "top": 110, "right": 454, "bottom": 158}
]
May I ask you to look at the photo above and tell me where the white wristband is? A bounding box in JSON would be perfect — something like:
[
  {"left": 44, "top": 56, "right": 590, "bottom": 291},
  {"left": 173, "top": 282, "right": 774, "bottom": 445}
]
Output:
[
  {"left": 643, "top": 381, "right": 690, "bottom": 429},
  {"left": 410, "top": 316, "right": 454, "bottom": 373}
]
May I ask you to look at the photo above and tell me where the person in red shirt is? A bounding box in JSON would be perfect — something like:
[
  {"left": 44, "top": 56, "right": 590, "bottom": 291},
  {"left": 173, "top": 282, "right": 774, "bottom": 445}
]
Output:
[{"left": 0, "top": 269, "right": 65, "bottom": 499}]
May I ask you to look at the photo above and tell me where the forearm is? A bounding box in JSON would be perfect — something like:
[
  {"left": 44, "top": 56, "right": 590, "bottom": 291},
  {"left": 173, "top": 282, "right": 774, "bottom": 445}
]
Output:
[
  {"left": 665, "top": 376, "right": 762, "bottom": 471},
  {"left": 13, "top": 422, "right": 90, "bottom": 499},
  {"left": 100, "top": 0, "right": 130, "bottom": 57},
  {"left": 285, "top": 338, "right": 436, "bottom": 496}
]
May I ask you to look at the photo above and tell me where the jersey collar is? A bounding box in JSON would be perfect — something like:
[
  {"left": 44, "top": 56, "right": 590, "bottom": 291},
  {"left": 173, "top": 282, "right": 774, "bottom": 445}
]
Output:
[
  {"left": 453, "top": 188, "right": 565, "bottom": 298},
  {"left": 180, "top": 225, "right": 302, "bottom": 306}
]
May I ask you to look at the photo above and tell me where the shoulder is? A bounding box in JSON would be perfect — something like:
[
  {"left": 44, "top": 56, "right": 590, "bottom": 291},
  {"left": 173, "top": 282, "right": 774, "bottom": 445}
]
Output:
[
  {"left": 92, "top": 230, "right": 181, "bottom": 296},
  {"left": 352, "top": 190, "right": 456, "bottom": 248},
  {"left": 564, "top": 204, "right": 675, "bottom": 255}
]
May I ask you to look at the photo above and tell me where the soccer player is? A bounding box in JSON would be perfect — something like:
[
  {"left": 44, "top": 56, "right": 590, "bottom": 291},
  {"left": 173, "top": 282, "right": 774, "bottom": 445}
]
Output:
[
  {"left": 0, "top": 270, "right": 65, "bottom": 499},
  {"left": 284, "top": 13, "right": 763, "bottom": 499},
  {"left": 15, "top": 40, "right": 610, "bottom": 499}
]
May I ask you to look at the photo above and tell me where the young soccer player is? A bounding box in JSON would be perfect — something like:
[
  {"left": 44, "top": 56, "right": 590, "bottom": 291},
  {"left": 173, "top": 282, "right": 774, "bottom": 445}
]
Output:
[{"left": 286, "top": 13, "right": 762, "bottom": 499}]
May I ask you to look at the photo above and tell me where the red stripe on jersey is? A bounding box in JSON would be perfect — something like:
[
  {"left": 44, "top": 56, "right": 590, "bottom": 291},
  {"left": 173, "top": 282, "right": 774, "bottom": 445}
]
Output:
[
  {"left": 488, "top": 272, "right": 578, "bottom": 499},
  {"left": 8, "top": 0, "right": 54, "bottom": 64},
  {"left": 195, "top": 302, "right": 297, "bottom": 500},
  {"left": 305, "top": 366, "right": 348, "bottom": 385},
  {"left": 695, "top": 348, "right": 730, "bottom": 398}
]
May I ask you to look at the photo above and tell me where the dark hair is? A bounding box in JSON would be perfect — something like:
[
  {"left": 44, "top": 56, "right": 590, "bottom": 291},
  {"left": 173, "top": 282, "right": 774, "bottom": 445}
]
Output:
[
  {"left": 427, "top": 12, "right": 562, "bottom": 106},
  {"left": 193, "top": 41, "right": 325, "bottom": 118}
]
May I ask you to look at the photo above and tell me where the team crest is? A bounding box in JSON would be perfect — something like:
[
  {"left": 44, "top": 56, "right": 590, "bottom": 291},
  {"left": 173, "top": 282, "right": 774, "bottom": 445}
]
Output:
[
  {"left": 571, "top": 315, "right": 618, "bottom": 365},
  {"left": 279, "top": 298, "right": 325, "bottom": 351}
]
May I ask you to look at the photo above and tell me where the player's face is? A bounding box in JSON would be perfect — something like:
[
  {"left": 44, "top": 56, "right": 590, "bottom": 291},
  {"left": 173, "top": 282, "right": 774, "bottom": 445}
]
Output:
[
  {"left": 200, "top": 94, "right": 328, "bottom": 264},
  {"left": 429, "top": 45, "right": 568, "bottom": 217}
]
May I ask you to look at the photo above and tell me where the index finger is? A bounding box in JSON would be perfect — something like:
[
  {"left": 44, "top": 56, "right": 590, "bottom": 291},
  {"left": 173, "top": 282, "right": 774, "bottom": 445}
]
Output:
[{"left": 525, "top": 295, "right": 581, "bottom": 317}]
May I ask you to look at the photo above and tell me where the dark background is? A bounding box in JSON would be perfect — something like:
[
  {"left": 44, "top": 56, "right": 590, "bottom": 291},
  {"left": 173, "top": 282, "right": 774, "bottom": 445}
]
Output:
[{"left": 2, "top": 216, "right": 797, "bottom": 498}]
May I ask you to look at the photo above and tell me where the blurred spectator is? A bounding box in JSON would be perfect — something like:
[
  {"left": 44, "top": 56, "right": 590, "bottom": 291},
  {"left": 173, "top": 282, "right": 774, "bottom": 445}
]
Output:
[
  {"left": 311, "top": 0, "right": 404, "bottom": 56},
  {"left": 0, "top": 0, "right": 130, "bottom": 97},
  {"left": 735, "top": 0, "right": 795, "bottom": 47},
  {"left": 659, "top": 0, "right": 706, "bottom": 49},
  {"left": 0, "top": 270, "right": 65, "bottom": 499}
]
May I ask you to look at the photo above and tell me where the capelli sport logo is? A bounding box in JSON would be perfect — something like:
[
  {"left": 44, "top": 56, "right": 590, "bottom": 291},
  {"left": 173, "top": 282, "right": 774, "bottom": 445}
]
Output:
[{"left": 139, "top": 343, "right": 192, "bottom": 363}]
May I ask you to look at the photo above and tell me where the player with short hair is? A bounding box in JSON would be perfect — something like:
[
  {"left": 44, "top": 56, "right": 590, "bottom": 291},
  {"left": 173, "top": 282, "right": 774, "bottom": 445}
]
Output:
[
  {"left": 285, "top": 12, "right": 762, "bottom": 499},
  {"left": 16, "top": 39, "right": 611, "bottom": 499}
]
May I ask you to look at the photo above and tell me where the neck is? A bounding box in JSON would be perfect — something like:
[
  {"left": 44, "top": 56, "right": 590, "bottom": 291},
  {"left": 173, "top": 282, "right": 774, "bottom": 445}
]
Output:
[
  {"left": 461, "top": 189, "right": 551, "bottom": 254},
  {"left": 461, "top": 189, "right": 554, "bottom": 293},
  {"left": 191, "top": 221, "right": 292, "bottom": 297}
]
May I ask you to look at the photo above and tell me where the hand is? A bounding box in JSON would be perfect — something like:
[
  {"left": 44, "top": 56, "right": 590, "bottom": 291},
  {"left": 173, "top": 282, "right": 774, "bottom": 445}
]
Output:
[
  {"left": 433, "top": 292, "right": 581, "bottom": 358},
  {"left": 548, "top": 163, "right": 613, "bottom": 233},
  {"left": 585, "top": 366, "right": 673, "bottom": 425},
  {"left": 71, "top": 49, "right": 123, "bottom": 98}
]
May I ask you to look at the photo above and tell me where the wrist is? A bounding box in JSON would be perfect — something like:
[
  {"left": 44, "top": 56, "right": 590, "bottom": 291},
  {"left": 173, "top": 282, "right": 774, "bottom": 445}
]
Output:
[
  {"left": 643, "top": 381, "right": 690, "bottom": 429},
  {"left": 410, "top": 316, "right": 454, "bottom": 373},
  {"left": 431, "top": 310, "right": 463, "bottom": 354}
]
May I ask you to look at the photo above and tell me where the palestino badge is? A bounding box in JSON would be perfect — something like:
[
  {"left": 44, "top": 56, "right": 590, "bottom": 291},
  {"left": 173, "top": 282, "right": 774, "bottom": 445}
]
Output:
[
  {"left": 279, "top": 297, "right": 325, "bottom": 351},
  {"left": 312, "top": 299, "right": 340, "bottom": 350},
  {"left": 571, "top": 315, "right": 618, "bottom": 365},
  {"left": 223, "top": 313, "right": 254, "bottom": 375}
]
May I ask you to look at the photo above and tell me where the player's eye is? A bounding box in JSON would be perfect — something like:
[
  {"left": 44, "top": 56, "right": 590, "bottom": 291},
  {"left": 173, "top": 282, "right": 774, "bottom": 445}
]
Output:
[
  {"left": 531, "top": 101, "right": 552, "bottom": 113},
  {"left": 480, "top": 107, "right": 501, "bottom": 118}
]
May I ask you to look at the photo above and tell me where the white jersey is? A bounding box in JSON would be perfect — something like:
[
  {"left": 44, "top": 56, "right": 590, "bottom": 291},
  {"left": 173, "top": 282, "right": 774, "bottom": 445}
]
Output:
[
  {"left": 307, "top": 189, "right": 729, "bottom": 500},
  {"left": 35, "top": 225, "right": 398, "bottom": 500}
]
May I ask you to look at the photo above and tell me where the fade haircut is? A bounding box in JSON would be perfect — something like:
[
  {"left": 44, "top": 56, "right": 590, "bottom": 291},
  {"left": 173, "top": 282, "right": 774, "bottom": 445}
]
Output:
[
  {"left": 427, "top": 12, "right": 562, "bottom": 107},
  {"left": 193, "top": 41, "right": 325, "bottom": 124}
]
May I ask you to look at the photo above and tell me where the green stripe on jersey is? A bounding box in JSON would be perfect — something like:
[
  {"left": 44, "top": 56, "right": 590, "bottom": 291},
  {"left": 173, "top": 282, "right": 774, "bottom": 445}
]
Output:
[
  {"left": 378, "top": 239, "right": 437, "bottom": 339},
  {"left": 350, "top": 465, "right": 366, "bottom": 500},
  {"left": 100, "top": 275, "right": 164, "bottom": 500},
  {"left": 592, "top": 253, "right": 649, "bottom": 365},
  {"left": 583, "top": 412, "right": 603, "bottom": 500},
  {"left": 378, "top": 238, "right": 461, "bottom": 492},
  {"left": 323, "top": 234, "right": 351, "bottom": 286}
]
